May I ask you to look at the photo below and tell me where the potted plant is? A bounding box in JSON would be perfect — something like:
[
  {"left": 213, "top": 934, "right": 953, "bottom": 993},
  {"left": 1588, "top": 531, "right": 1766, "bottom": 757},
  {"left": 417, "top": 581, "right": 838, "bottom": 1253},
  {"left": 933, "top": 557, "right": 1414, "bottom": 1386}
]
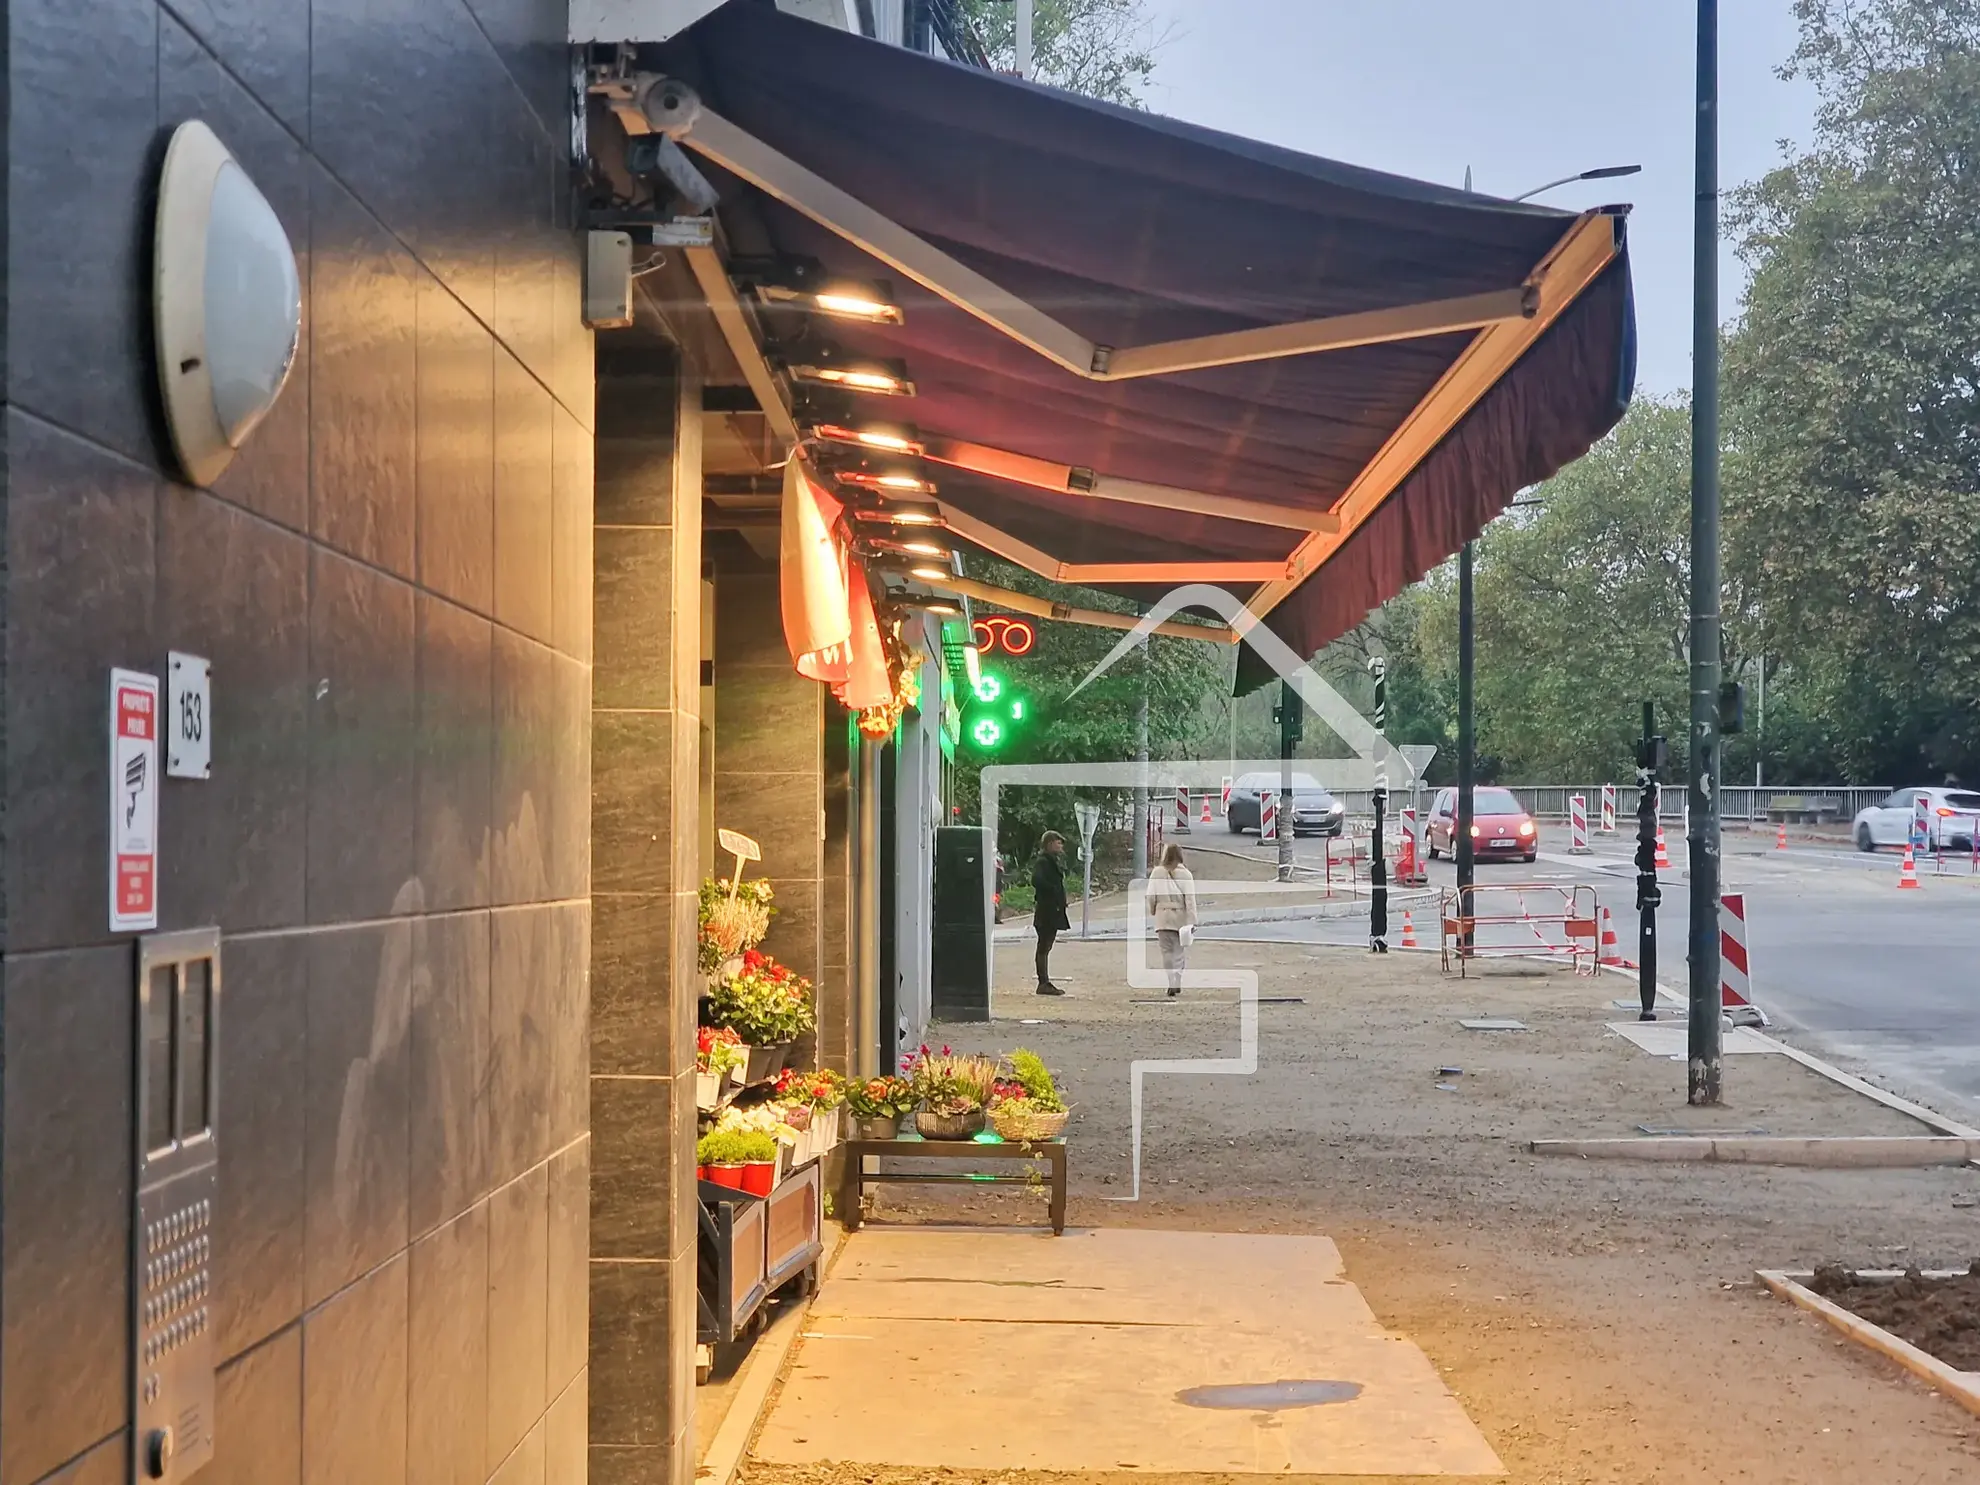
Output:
[
  {"left": 989, "top": 1048, "right": 1070, "bottom": 1141},
  {"left": 904, "top": 1046, "right": 999, "bottom": 1140},
  {"left": 736, "top": 1131, "right": 780, "bottom": 1196},
  {"left": 696, "top": 1026, "right": 745, "bottom": 1110},
  {"left": 843, "top": 1074, "right": 915, "bottom": 1139},
  {"left": 697, "top": 1129, "right": 751, "bottom": 1190},
  {"left": 706, "top": 950, "right": 816, "bottom": 1082},
  {"left": 698, "top": 876, "right": 775, "bottom": 982}
]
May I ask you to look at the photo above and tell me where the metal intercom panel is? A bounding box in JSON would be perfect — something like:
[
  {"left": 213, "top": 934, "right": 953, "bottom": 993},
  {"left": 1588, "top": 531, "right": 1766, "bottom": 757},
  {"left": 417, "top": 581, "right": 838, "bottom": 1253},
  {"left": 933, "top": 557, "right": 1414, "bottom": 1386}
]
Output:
[{"left": 132, "top": 927, "right": 221, "bottom": 1484}]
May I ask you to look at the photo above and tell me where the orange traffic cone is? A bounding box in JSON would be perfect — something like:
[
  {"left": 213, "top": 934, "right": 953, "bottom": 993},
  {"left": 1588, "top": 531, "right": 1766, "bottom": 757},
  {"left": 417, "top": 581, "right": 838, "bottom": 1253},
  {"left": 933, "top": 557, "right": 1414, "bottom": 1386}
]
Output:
[
  {"left": 1898, "top": 843, "right": 1920, "bottom": 889},
  {"left": 1200, "top": 795, "right": 1212, "bottom": 825},
  {"left": 1775, "top": 821, "right": 1787, "bottom": 850},
  {"left": 1599, "top": 907, "right": 1624, "bottom": 966},
  {"left": 1400, "top": 910, "right": 1417, "bottom": 949},
  {"left": 1654, "top": 825, "right": 1671, "bottom": 871}
]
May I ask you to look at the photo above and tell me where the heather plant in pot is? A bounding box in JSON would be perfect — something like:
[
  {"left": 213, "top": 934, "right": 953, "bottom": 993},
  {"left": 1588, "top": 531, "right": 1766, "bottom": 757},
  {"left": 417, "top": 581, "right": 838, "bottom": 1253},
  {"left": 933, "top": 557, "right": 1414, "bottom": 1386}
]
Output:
[{"left": 904, "top": 1046, "right": 999, "bottom": 1139}]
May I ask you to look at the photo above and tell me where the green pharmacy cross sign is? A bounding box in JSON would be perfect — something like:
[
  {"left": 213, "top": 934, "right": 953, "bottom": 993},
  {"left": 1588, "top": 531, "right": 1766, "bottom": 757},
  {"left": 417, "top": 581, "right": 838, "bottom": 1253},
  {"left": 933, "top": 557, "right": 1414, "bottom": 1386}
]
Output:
[{"left": 964, "top": 667, "right": 1028, "bottom": 752}]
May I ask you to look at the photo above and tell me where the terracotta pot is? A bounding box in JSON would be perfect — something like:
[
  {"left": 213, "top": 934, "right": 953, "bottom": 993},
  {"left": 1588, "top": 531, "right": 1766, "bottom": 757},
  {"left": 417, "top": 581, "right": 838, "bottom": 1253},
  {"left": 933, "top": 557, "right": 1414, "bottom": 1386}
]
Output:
[
  {"left": 740, "top": 1160, "right": 776, "bottom": 1196},
  {"left": 705, "top": 1163, "right": 746, "bottom": 1191}
]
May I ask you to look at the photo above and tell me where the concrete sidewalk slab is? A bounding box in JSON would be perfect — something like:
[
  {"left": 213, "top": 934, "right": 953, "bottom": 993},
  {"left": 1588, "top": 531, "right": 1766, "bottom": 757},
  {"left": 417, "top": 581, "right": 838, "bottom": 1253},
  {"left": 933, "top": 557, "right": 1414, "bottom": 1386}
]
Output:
[{"left": 755, "top": 1227, "right": 1504, "bottom": 1476}]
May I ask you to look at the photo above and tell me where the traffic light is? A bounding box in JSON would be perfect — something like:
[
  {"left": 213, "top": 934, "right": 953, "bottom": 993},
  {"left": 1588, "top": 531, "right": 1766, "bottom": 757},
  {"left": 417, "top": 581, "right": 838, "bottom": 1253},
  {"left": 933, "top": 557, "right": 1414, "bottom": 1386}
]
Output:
[{"left": 963, "top": 666, "right": 1028, "bottom": 752}]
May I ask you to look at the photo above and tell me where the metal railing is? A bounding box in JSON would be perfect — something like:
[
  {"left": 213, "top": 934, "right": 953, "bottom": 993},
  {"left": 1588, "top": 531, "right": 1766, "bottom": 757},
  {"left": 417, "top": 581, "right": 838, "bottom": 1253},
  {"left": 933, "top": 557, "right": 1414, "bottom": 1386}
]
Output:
[{"left": 1169, "top": 784, "right": 1890, "bottom": 828}]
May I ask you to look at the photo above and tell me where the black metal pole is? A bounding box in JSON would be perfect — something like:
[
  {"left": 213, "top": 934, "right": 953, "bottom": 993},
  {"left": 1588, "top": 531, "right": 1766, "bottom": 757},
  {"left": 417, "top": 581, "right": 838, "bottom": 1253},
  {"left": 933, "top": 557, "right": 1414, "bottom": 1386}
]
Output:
[
  {"left": 1277, "top": 678, "right": 1296, "bottom": 883},
  {"left": 1688, "top": 0, "right": 1724, "bottom": 1102},
  {"left": 1368, "top": 657, "right": 1389, "bottom": 952},
  {"left": 1456, "top": 542, "right": 1475, "bottom": 952},
  {"left": 1635, "top": 702, "right": 1662, "bottom": 1021}
]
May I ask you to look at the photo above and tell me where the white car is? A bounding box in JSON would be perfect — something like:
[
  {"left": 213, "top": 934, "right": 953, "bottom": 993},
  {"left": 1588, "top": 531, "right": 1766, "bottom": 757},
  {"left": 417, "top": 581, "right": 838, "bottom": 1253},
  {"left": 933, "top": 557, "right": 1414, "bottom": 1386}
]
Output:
[{"left": 1852, "top": 787, "right": 1980, "bottom": 852}]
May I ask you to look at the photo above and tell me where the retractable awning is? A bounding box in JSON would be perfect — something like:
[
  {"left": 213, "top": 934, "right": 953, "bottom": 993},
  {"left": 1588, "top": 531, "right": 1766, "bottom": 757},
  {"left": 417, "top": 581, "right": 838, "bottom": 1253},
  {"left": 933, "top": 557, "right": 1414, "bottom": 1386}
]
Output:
[{"left": 642, "top": 2, "right": 1636, "bottom": 677}]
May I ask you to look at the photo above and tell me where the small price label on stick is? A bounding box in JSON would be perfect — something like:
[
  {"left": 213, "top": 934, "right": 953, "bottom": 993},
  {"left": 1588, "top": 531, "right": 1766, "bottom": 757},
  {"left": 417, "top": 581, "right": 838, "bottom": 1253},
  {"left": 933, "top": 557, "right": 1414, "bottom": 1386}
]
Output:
[{"left": 717, "top": 827, "right": 760, "bottom": 899}]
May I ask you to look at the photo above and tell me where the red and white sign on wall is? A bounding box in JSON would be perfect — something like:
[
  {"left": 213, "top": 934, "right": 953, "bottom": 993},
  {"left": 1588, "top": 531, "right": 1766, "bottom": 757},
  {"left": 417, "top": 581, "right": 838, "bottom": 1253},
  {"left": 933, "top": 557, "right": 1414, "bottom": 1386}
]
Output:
[{"left": 110, "top": 668, "right": 161, "bottom": 932}]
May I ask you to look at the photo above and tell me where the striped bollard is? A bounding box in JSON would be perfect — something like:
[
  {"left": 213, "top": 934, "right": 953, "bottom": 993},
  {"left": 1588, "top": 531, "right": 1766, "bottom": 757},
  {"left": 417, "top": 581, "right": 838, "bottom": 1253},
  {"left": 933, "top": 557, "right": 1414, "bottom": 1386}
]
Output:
[
  {"left": 1259, "top": 793, "right": 1278, "bottom": 843},
  {"left": 1599, "top": 783, "right": 1617, "bottom": 833},
  {"left": 1220, "top": 776, "right": 1233, "bottom": 816},
  {"left": 1174, "top": 783, "right": 1190, "bottom": 834},
  {"left": 1568, "top": 793, "right": 1592, "bottom": 855},
  {"left": 1718, "top": 893, "right": 1766, "bottom": 1026}
]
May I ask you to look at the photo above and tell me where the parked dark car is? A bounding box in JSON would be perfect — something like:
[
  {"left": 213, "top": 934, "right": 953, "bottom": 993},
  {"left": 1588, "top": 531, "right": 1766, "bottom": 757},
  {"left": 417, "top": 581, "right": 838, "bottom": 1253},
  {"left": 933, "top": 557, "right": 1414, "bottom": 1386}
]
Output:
[{"left": 1225, "top": 772, "right": 1346, "bottom": 837}]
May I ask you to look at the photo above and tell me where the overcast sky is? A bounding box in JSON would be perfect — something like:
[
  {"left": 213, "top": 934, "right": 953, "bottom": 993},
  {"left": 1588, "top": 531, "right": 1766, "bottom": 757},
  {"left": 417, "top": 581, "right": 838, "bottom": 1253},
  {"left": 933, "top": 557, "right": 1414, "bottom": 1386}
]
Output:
[{"left": 1143, "top": 1, "right": 1819, "bottom": 395}]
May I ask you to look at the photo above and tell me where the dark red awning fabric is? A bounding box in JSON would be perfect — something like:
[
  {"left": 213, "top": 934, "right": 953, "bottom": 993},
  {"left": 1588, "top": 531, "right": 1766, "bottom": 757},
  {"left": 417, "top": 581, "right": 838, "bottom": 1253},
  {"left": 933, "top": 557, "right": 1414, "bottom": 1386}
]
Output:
[{"left": 662, "top": 4, "right": 1636, "bottom": 674}]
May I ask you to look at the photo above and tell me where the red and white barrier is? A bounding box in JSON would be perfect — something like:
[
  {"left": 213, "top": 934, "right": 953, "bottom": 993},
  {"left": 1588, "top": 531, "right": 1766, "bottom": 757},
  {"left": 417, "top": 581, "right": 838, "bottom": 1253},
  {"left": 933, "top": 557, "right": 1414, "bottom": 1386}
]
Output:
[
  {"left": 1220, "top": 776, "right": 1233, "bottom": 815},
  {"left": 1568, "top": 793, "right": 1591, "bottom": 855},
  {"left": 1174, "top": 784, "right": 1190, "bottom": 834},
  {"left": 1599, "top": 783, "right": 1617, "bottom": 833},
  {"left": 1718, "top": 892, "right": 1766, "bottom": 1026},
  {"left": 1260, "top": 793, "right": 1278, "bottom": 842}
]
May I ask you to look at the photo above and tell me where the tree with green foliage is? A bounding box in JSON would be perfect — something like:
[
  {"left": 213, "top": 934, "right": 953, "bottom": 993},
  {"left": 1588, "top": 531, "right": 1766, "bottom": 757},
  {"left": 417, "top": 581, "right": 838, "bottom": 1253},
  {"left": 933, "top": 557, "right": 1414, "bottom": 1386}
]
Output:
[
  {"left": 957, "top": 0, "right": 1165, "bottom": 107},
  {"left": 1724, "top": 0, "right": 1980, "bottom": 784}
]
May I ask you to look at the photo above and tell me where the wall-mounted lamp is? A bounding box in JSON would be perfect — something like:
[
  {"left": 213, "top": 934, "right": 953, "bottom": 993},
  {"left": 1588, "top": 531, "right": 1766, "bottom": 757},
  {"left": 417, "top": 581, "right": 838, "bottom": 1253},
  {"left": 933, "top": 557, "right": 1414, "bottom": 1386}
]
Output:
[
  {"left": 784, "top": 349, "right": 916, "bottom": 397},
  {"left": 849, "top": 503, "right": 944, "bottom": 527},
  {"left": 834, "top": 466, "right": 939, "bottom": 497},
  {"left": 810, "top": 421, "right": 925, "bottom": 456},
  {"left": 760, "top": 276, "right": 903, "bottom": 325},
  {"left": 153, "top": 120, "right": 301, "bottom": 487}
]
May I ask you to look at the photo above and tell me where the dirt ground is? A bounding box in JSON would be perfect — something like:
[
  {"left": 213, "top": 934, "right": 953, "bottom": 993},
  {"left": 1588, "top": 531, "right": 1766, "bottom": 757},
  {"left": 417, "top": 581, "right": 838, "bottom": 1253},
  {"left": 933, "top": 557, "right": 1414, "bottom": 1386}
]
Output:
[
  {"left": 1811, "top": 1266, "right": 1980, "bottom": 1372},
  {"left": 746, "top": 932, "right": 1980, "bottom": 1485}
]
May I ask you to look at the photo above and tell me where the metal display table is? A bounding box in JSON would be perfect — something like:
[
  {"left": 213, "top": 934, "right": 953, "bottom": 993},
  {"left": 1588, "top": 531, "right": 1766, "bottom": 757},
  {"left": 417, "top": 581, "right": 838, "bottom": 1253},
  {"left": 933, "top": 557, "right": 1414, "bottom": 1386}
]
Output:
[{"left": 840, "top": 1134, "right": 1067, "bottom": 1234}]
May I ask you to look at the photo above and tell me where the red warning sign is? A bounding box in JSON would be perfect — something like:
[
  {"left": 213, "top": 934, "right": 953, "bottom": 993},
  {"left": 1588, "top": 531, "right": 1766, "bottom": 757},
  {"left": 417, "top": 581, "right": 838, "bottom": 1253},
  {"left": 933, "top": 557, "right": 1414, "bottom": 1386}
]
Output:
[{"left": 110, "top": 668, "right": 160, "bottom": 931}]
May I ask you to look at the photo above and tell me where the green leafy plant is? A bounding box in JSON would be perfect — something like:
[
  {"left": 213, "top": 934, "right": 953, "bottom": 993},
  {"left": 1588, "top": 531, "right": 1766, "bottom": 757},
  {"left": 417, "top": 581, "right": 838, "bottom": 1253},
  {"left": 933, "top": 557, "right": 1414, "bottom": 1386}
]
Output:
[
  {"left": 1006, "top": 1049, "right": 1066, "bottom": 1112},
  {"left": 705, "top": 950, "right": 815, "bottom": 1045},
  {"left": 843, "top": 1075, "right": 916, "bottom": 1119},
  {"left": 697, "top": 1130, "right": 762, "bottom": 1166}
]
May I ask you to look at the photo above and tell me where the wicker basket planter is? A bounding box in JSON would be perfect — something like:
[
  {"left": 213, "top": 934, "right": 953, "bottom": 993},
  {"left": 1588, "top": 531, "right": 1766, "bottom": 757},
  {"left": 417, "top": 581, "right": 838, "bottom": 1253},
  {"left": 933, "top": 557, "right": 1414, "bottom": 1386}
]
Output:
[
  {"left": 915, "top": 1105, "right": 986, "bottom": 1140},
  {"left": 989, "top": 1105, "right": 1069, "bottom": 1142}
]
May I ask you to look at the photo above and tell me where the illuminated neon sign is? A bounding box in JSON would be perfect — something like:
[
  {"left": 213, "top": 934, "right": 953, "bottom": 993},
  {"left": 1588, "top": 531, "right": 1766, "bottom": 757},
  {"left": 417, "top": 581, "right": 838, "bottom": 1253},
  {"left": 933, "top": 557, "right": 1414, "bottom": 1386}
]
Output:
[{"left": 971, "top": 615, "right": 1035, "bottom": 656}]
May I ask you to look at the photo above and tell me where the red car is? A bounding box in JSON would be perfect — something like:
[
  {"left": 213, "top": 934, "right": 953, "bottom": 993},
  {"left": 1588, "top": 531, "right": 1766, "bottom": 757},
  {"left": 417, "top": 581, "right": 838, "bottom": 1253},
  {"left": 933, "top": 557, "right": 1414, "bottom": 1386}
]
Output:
[{"left": 1425, "top": 787, "right": 1539, "bottom": 863}]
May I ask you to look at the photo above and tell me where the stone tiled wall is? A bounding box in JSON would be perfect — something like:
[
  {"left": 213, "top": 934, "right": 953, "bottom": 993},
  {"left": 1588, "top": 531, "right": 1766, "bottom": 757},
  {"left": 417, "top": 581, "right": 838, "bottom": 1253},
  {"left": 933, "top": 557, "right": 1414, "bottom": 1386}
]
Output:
[
  {"left": 712, "top": 571, "right": 827, "bottom": 1060},
  {"left": 0, "top": 1, "right": 592, "bottom": 1482},
  {"left": 588, "top": 345, "right": 701, "bottom": 1485}
]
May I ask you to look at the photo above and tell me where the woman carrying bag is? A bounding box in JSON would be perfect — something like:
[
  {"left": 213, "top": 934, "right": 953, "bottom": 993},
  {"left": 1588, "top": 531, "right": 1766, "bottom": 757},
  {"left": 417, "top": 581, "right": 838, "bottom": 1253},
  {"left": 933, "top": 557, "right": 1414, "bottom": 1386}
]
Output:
[{"left": 1146, "top": 843, "right": 1199, "bottom": 998}]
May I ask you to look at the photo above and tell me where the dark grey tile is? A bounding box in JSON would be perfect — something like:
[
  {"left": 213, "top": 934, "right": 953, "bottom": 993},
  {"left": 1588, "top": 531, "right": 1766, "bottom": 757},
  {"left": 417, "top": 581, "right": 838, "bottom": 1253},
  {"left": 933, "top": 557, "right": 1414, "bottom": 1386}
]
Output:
[
  {"left": 301, "top": 1254, "right": 408, "bottom": 1485},
  {"left": 417, "top": 274, "right": 496, "bottom": 615},
  {"left": 162, "top": 0, "right": 309, "bottom": 139},
  {"left": 7, "top": 0, "right": 157, "bottom": 463},
  {"left": 551, "top": 238, "right": 595, "bottom": 435},
  {"left": 593, "top": 372, "right": 679, "bottom": 528},
  {"left": 160, "top": 15, "right": 311, "bottom": 529},
  {"left": 759, "top": 876, "right": 821, "bottom": 986},
  {"left": 588, "top": 1259, "right": 689, "bottom": 1446},
  {"left": 591, "top": 713, "right": 675, "bottom": 897},
  {"left": 411, "top": 911, "right": 493, "bottom": 1236},
  {"left": 545, "top": 1142, "right": 589, "bottom": 1398},
  {"left": 593, "top": 527, "right": 674, "bottom": 711},
  {"left": 158, "top": 489, "right": 310, "bottom": 932},
  {"left": 544, "top": 1371, "right": 586, "bottom": 1485},
  {"left": 712, "top": 770, "right": 822, "bottom": 886},
  {"left": 3, "top": 413, "right": 157, "bottom": 952},
  {"left": 546, "top": 902, "right": 590, "bottom": 1151},
  {"left": 214, "top": 934, "right": 309, "bottom": 1359},
  {"left": 492, "top": 100, "right": 558, "bottom": 392},
  {"left": 416, "top": 595, "right": 495, "bottom": 912},
  {"left": 589, "top": 1444, "right": 677, "bottom": 1485},
  {"left": 489, "top": 907, "right": 553, "bottom": 1179},
  {"left": 590, "top": 893, "right": 672, "bottom": 1077},
  {"left": 26, "top": 1431, "right": 126, "bottom": 1485},
  {"left": 547, "top": 653, "right": 592, "bottom": 904},
  {"left": 465, "top": 0, "right": 567, "bottom": 137},
  {"left": 310, "top": 168, "right": 418, "bottom": 576},
  {"left": 486, "top": 1164, "right": 549, "bottom": 1473},
  {"left": 208, "top": 1326, "right": 302, "bottom": 1485},
  {"left": 589, "top": 1077, "right": 676, "bottom": 1261},
  {"left": 491, "top": 1420, "right": 546, "bottom": 1485},
  {"left": 491, "top": 630, "right": 558, "bottom": 906},
  {"left": 303, "top": 922, "right": 412, "bottom": 1308},
  {"left": 550, "top": 402, "right": 593, "bottom": 664},
  {"left": 408, "top": 1203, "right": 489, "bottom": 1485},
  {"left": 495, "top": 350, "right": 555, "bottom": 645},
  {"left": 714, "top": 664, "right": 823, "bottom": 765},
  {"left": 0, "top": 948, "right": 133, "bottom": 1485},
  {"left": 713, "top": 571, "right": 785, "bottom": 666},
  {"left": 306, "top": 548, "right": 417, "bottom": 923}
]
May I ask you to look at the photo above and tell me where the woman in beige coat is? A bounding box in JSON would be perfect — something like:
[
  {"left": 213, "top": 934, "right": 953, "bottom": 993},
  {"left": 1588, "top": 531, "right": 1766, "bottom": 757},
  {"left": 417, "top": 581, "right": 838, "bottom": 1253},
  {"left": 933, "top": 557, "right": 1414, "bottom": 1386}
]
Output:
[{"left": 1146, "top": 843, "right": 1199, "bottom": 997}]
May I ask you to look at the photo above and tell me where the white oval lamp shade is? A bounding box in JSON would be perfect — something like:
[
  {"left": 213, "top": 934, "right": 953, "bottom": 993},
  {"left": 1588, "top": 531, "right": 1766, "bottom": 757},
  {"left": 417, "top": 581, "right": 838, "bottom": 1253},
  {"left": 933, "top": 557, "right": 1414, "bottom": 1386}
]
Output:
[{"left": 155, "top": 120, "right": 300, "bottom": 487}]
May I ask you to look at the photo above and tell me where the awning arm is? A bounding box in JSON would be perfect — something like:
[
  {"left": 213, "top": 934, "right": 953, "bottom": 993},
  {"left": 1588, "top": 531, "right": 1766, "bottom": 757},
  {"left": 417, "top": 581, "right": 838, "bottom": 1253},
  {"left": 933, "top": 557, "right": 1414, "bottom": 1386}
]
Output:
[
  {"left": 665, "top": 94, "right": 1540, "bottom": 383},
  {"left": 937, "top": 503, "right": 1288, "bottom": 586},
  {"left": 1246, "top": 209, "right": 1625, "bottom": 620},
  {"left": 918, "top": 572, "right": 1237, "bottom": 644},
  {"left": 921, "top": 436, "right": 1340, "bottom": 533},
  {"left": 684, "top": 242, "right": 800, "bottom": 446}
]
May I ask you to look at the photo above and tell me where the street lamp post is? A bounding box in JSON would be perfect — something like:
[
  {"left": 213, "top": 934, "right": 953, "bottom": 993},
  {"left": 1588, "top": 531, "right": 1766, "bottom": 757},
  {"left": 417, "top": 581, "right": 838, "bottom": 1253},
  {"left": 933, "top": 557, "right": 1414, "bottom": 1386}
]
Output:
[
  {"left": 1687, "top": 0, "right": 1725, "bottom": 1103},
  {"left": 1510, "top": 164, "right": 1642, "bottom": 202}
]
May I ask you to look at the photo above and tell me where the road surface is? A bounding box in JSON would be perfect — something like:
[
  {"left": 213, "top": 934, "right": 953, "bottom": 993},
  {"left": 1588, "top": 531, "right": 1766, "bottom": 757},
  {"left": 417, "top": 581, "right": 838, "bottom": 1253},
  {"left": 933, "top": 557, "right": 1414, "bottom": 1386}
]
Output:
[{"left": 1194, "top": 826, "right": 1980, "bottom": 1120}]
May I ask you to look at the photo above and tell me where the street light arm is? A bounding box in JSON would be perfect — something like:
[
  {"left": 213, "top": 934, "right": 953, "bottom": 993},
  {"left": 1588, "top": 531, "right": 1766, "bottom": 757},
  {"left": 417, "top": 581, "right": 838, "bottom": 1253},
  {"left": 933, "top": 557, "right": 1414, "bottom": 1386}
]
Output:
[{"left": 1510, "top": 164, "right": 1642, "bottom": 202}]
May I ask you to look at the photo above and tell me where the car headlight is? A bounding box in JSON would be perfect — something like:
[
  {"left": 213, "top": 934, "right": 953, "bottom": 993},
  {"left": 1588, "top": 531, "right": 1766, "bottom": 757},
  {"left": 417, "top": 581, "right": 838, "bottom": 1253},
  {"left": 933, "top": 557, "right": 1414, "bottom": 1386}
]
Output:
[
  {"left": 1469, "top": 825, "right": 1481, "bottom": 838},
  {"left": 1329, "top": 802, "right": 1344, "bottom": 815},
  {"left": 1518, "top": 821, "right": 1535, "bottom": 836}
]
